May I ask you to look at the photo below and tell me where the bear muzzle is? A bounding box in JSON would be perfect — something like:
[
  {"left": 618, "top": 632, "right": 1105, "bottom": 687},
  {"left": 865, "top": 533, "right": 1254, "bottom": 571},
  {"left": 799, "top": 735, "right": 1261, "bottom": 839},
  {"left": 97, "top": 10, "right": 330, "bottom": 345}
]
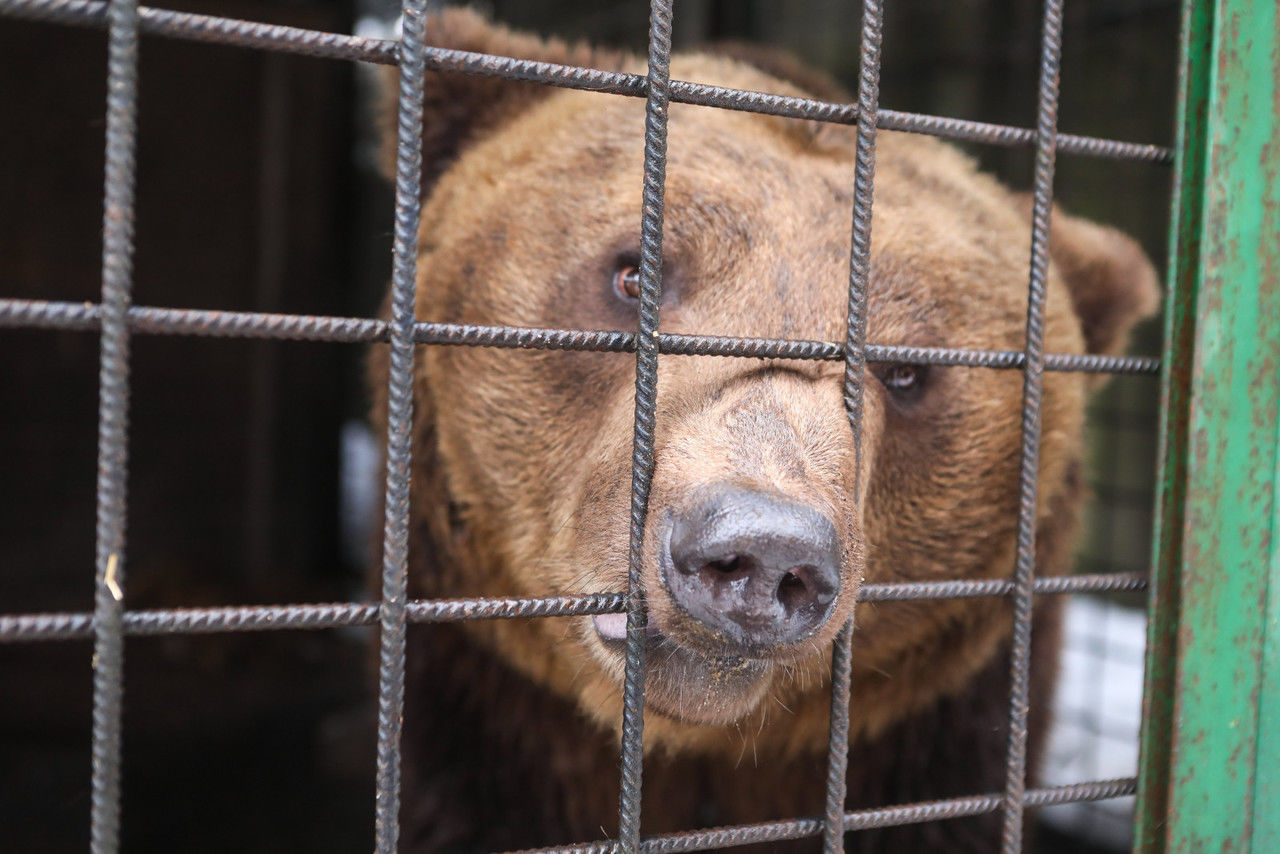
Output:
[
  {"left": 583, "top": 370, "right": 863, "bottom": 723},
  {"left": 589, "top": 483, "right": 849, "bottom": 726},
  {"left": 660, "top": 485, "right": 841, "bottom": 653}
]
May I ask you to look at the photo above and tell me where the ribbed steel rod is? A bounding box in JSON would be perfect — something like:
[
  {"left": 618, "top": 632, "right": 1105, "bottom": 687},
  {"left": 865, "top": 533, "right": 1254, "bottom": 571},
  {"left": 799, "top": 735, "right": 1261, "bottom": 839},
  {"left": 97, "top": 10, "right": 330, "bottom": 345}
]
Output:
[
  {"left": 504, "top": 777, "right": 1138, "bottom": 853},
  {"left": 857, "top": 570, "right": 1148, "bottom": 601},
  {"left": 0, "top": 298, "right": 1162, "bottom": 375},
  {"left": 618, "top": 1, "right": 674, "bottom": 848},
  {"left": 1002, "top": 0, "right": 1066, "bottom": 850},
  {"left": 87, "top": 48, "right": 135, "bottom": 854},
  {"left": 371, "top": 0, "right": 427, "bottom": 847},
  {"left": 823, "top": 0, "right": 884, "bottom": 849},
  {"left": 87, "top": 0, "right": 139, "bottom": 846},
  {"left": 0, "top": 572, "right": 1149, "bottom": 644}
]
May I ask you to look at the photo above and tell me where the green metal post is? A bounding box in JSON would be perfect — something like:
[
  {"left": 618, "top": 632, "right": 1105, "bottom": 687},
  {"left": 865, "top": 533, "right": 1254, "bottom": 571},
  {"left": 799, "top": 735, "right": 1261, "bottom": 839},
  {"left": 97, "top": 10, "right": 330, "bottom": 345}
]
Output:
[{"left": 1135, "top": 0, "right": 1279, "bottom": 850}]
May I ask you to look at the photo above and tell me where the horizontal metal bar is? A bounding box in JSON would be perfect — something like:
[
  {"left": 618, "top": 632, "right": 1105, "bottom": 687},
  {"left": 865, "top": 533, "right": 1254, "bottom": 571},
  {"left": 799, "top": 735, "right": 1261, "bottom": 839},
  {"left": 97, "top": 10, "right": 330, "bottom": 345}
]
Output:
[
  {"left": 0, "top": 593, "right": 628, "bottom": 642},
  {"left": 2, "top": 602, "right": 379, "bottom": 640},
  {"left": 0, "top": 299, "right": 1161, "bottom": 375},
  {"left": 876, "top": 108, "right": 1170, "bottom": 163},
  {"left": 0, "top": 0, "right": 400, "bottom": 62},
  {"left": 865, "top": 343, "right": 1159, "bottom": 375},
  {"left": 505, "top": 777, "right": 1137, "bottom": 853},
  {"left": 0, "top": 299, "right": 388, "bottom": 340},
  {"left": 0, "top": 573, "right": 1145, "bottom": 643},
  {"left": 0, "top": 0, "right": 1172, "bottom": 164},
  {"left": 857, "top": 571, "right": 1148, "bottom": 601}
]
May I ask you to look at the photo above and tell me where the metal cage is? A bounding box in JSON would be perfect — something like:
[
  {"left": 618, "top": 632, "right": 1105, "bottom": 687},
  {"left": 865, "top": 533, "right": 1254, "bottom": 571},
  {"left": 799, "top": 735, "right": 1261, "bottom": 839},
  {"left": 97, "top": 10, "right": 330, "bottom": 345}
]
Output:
[{"left": 0, "top": 0, "right": 1275, "bottom": 851}]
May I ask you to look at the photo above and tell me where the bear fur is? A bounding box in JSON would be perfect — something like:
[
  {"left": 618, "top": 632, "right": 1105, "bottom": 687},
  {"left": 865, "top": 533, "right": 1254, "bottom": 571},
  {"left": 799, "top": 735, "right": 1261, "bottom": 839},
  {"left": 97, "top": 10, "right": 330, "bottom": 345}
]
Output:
[{"left": 369, "top": 9, "right": 1159, "bottom": 851}]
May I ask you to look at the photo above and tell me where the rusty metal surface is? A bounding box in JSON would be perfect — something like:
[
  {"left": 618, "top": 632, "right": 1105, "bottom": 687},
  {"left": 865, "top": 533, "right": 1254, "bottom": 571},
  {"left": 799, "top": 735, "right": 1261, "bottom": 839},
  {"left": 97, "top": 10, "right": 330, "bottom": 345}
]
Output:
[
  {"left": 1135, "top": 0, "right": 1280, "bottom": 850},
  {"left": 1133, "top": 0, "right": 1210, "bottom": 847}
]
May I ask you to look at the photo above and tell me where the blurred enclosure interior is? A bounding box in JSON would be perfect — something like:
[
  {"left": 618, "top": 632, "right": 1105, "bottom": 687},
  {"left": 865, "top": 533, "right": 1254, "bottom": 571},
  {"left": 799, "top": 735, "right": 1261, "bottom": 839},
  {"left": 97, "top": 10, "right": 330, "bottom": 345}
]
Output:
[{"left": 1, "top": 0, "right": 1174, "bottom": 850}]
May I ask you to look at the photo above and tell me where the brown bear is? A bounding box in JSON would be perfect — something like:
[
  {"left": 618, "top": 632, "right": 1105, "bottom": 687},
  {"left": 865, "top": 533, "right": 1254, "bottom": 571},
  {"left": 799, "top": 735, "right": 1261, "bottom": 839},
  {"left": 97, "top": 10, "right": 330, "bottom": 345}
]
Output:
[{"left": 369, "top": 9, "right": 1159, "bottom": 851}]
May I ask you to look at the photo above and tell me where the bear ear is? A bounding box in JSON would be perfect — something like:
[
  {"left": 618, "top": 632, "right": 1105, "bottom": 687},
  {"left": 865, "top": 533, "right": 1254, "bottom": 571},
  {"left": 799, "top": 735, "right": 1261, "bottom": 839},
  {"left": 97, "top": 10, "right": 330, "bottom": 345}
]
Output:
[
  {"left": 1014, "top": 196, "right": 1162, "bottom": 356},
  {"left": 377, "top": 8, "right": 629, "bottom": 195}
]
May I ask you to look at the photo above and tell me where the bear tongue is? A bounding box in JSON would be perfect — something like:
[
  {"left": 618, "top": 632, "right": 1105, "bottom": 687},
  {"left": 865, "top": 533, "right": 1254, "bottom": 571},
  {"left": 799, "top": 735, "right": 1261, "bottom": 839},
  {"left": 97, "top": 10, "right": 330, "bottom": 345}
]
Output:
[{"left": 593, "top": 612, "right": 628, "bottom": 641}]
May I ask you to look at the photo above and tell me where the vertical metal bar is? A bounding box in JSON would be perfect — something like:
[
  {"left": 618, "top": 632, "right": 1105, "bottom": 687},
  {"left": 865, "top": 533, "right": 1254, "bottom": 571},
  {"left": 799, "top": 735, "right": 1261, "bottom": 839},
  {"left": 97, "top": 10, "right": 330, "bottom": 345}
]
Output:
[
  {"left": 618, "top": 0, "right": 674, "bottom": 849},
  {"left": 374, "top": 0, "right": 428, "bottom": 849},
  {"left": 1133, "top": 0, "right": 1210, "bottom": 846},
  {"left": 823, "top": 0, "right": 883, "bottom": 850},
  {"left": 89, "top": 0, "right": 140, "bottom": 847},
  {"left": 1001, "top": 0, "right": 1063, "bottom": 851},
  {"left": 1135, "top": 0, "right": 1280, "bottom": 849}
]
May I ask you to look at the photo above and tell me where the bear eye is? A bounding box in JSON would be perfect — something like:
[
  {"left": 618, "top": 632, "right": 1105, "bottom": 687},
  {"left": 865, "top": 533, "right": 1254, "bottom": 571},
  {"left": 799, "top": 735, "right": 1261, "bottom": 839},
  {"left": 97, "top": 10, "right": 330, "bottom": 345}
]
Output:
[
  {"left": 875, "top": 363, "right": 929, "bottom": 400},
  {"left": 612, "top": 265, "right": 642, "bottom": 301}
]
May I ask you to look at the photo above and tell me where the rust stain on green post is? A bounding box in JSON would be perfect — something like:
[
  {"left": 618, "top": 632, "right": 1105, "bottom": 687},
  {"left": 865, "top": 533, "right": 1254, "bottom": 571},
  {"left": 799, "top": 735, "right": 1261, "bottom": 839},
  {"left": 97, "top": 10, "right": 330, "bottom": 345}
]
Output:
[{"left": 1136, "top": 0, "right": 1280, "bottom": 850}]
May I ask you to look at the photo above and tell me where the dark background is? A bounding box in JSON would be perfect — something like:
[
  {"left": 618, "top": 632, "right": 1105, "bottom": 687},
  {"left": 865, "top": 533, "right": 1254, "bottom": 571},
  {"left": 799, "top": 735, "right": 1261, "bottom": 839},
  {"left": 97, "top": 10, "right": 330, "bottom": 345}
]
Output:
[{"left": 1, "top": 0, "right": 1174, "bottom": 849}]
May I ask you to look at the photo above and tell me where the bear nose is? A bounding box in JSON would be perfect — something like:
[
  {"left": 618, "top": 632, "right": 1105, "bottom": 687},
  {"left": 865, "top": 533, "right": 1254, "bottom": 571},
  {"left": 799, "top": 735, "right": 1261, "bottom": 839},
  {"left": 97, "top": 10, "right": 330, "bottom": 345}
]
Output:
[{"left": 663, "top": 487, "right": 841, "bottom": 650}]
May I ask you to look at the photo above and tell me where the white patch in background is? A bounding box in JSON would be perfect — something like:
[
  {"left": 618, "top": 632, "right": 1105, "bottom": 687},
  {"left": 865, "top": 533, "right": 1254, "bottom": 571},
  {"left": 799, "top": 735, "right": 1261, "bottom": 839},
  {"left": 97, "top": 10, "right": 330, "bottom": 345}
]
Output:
[
  {"left": 340, "top": 419, "right": 381, "bottom": 569},
  {"left": 1040, "top": 596, "right": 1147, "bottom": 851},
  {"left": 353, "top": 13, "right": 401, "bottom": 42}
]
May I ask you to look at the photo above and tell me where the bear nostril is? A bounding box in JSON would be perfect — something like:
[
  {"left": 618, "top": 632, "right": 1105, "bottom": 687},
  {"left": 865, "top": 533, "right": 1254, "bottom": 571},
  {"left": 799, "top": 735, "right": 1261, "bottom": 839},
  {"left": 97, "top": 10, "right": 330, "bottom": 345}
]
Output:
[
  {"left": 776, "top": 569, "right": 810, "bottom": 613},
  {"left": 706, "top": 554, "right": 738, "bottom": 573},
  {"left": 700, "top": 554, "right": 751, "bottom": 580}
]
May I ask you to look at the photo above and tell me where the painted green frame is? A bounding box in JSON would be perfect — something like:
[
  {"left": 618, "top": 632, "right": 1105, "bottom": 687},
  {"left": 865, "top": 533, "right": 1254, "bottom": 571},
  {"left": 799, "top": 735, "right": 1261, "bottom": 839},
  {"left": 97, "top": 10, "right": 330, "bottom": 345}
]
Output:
[{"left": 1135, "top": 0, "right": 1279, "bottom": 850}]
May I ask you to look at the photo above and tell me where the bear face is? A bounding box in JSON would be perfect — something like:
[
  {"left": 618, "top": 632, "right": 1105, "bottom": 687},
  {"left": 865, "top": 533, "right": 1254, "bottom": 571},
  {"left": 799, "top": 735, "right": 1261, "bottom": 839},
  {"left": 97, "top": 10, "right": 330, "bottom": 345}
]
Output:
[{"left": 373, "top": 9, "right": 1158, "bottom": 764}]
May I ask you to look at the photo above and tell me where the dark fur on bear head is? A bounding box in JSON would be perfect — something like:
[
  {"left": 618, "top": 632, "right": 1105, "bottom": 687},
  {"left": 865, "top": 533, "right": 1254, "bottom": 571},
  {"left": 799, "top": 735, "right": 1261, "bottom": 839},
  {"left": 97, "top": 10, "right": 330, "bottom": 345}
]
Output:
[{"left": 370, "top": 8, "right": 1158, "bottom": 759}]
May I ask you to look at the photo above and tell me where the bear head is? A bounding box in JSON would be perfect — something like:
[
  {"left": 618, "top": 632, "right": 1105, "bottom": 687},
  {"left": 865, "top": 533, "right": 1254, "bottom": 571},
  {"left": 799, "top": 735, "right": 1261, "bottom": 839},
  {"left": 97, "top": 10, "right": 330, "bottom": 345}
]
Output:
[{"left": 370, "top": 8, "right": 1159, "bottom": 758}]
